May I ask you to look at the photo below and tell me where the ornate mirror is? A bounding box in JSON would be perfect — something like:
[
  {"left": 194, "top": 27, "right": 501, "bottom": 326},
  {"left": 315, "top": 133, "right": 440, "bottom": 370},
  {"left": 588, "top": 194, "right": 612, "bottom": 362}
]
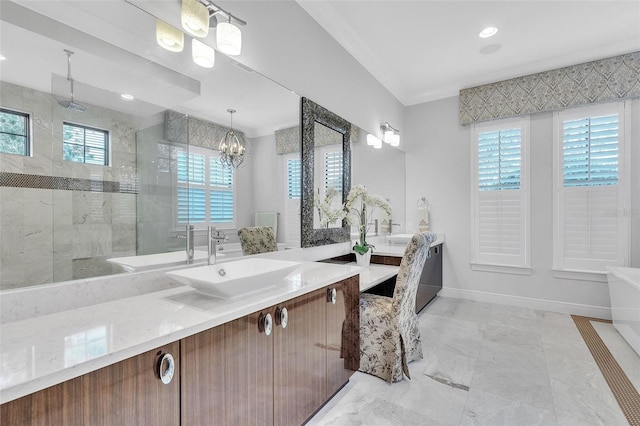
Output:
[{"left": 301, "top": 97, "right": 351, "bottom": 247}]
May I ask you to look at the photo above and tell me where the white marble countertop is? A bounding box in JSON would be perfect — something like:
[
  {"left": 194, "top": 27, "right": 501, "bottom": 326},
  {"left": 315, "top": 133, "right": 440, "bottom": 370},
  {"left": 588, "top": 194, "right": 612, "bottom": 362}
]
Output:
[
  {"left": 365, "top": 233, "right": 445, "bottom": 257},
  {"left": 354, "top": 263, "right": 400, "bottom": 292},
  {"left": 0, "top": 233, "right": 445, "bottom": 405},
  {"left": 0, "top": 261, "right": 361, "bottom": 405}
]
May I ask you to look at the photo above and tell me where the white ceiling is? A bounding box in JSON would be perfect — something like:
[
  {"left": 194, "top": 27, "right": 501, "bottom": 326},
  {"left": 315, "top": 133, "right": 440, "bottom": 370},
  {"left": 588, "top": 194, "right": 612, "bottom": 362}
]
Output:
[
  {"left": 298, "top": 0, "right": 640, "bottom": 106},
  {"left": 2, "top": 0, "right": 638, "bottom": 135}
]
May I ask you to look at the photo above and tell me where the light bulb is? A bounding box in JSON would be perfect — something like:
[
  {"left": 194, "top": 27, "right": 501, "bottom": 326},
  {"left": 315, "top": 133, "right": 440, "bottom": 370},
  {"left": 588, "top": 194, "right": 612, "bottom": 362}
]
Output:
[
  {"left": 217, "top": 21, "right": 242, "bottom": 55},
  {"left": 192, "top": 39, "right": 215, "bottom": 68},
  {"left": 181, "top": 0, "right": 209, "bottom": 38},
  {"left": 156, "top": 20, "right": 184, "bottom": 52},
  {"left": 384, "top": 130, "right": 394, "bottom": 144}
]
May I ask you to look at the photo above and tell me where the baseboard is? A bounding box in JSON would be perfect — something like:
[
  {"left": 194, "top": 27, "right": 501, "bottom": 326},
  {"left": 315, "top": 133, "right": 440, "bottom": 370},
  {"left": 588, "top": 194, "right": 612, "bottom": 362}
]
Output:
[{"left": 438, "top": 287, "right": 612, "bottom": 320}]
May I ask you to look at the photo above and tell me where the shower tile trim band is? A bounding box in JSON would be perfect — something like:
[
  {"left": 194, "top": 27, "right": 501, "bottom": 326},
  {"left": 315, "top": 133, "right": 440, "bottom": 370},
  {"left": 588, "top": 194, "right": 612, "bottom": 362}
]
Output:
[{"left": 0, "top": 172, "right": 138, "bottom": 194}]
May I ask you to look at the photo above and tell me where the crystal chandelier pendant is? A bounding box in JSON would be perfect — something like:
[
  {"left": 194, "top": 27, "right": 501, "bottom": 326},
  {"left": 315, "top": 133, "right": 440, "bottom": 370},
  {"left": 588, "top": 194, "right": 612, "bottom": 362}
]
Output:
[{"left": 219, "top": 109, "right": 245, "bottom": 168}]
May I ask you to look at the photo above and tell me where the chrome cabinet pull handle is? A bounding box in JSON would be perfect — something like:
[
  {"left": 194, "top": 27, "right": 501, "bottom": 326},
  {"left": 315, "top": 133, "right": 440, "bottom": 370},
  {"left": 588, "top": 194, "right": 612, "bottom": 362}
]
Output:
[
  {"left": 327, "top": 288, "right": 337, "bottom": 304},
  {"left": 157, "top": 353, "right": 175, "bottom": 385},
  {"left": 259, "top": 312, "right": 273, "bottom": 336},
  {"left": 276, "top": 307, "right": 288, "bottom": 329}
]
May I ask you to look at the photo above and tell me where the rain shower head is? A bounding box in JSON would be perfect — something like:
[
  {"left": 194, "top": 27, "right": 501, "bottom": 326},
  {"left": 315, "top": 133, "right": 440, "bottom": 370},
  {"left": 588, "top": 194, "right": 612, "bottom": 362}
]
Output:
[
  {"left": 57, "top": 99, "right": 86, "bottom": 112},
  {"left": 57, "top": 49, "right": 86, "bottom": 112}
]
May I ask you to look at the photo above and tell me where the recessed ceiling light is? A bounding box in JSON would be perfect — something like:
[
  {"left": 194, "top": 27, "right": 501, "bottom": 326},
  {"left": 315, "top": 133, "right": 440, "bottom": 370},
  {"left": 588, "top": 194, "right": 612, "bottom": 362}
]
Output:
[
  {"left": 121, "top": 94, "right": 135, "bottom": 101},
  {"left": 0, "top": 54, "right": 6, "bottom": 61},
  {"left": 479, "top": 26, "right": 498, "bottom": 38}
]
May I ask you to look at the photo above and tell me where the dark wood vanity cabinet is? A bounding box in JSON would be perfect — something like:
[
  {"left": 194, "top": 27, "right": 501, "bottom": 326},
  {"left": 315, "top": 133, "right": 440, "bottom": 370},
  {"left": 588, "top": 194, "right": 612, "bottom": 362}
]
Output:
[
  {"left": 181, "top": 312, "right": 273, "bottom": 426},
  {"left": 1, "top": 277, "right": 359, "bottom": 426},
  {"left": 326, "top": 275, "right": 360, "bottom": 395},
  {"left": 1, "top": 342, "right": 181, "bottom": 426},
  {"left": 181, "top": 275, "right": 360, "bottom": 426}
]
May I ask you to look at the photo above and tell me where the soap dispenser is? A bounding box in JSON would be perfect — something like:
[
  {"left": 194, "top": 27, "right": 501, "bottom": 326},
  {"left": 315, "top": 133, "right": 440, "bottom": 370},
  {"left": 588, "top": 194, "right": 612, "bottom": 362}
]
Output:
[{"left": 417, "top": 197, "right": 429, "bottom": 233}]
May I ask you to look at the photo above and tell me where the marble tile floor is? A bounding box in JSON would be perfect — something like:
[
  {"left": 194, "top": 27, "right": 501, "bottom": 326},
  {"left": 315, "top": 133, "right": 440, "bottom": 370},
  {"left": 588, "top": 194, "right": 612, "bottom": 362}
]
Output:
[{"left": 307, "top": 296, "right": 639, "bottom": 426}]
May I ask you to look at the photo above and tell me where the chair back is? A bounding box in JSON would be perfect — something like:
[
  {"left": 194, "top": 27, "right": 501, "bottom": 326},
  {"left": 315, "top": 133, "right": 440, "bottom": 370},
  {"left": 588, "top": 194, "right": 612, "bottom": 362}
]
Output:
[
  {"left": 237, "top": 226, "right": 278, "bottom": 255},
  {"left": 392, "top": 232, "right": 437, "bottom": 317}
]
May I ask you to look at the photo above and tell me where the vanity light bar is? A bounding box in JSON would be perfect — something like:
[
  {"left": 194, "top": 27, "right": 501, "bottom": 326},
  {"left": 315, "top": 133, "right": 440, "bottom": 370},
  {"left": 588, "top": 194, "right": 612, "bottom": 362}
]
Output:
[
  {"left": 201, "top": 0, "right": 247, "bottom": 26},
  {"left": 380, "top": 122, "right": 400, "bottom": 147},
  {"left": 367, "top": 134, "right": 382, "bottom": 149}
]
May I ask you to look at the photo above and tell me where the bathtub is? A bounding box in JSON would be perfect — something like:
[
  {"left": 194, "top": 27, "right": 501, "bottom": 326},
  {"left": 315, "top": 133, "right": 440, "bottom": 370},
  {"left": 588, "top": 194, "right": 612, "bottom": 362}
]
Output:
[{"left": 607, "top": 266, "right": 640, "bottom": 356}]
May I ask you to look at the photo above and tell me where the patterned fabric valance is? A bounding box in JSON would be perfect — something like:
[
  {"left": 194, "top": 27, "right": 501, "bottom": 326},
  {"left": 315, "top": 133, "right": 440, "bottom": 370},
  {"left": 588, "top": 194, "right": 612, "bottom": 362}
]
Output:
[
  {"left": 164, "top": 110, "right": 246, "bottom": 149},
  {"left": 275, "top": 124, "right": 360, "bottom": 155},
  {"left": 275, "top": 126, "right": 300, "bottom": 154},
  {"left": 459, "top": 52, "right": 640, "bottom": 125}
]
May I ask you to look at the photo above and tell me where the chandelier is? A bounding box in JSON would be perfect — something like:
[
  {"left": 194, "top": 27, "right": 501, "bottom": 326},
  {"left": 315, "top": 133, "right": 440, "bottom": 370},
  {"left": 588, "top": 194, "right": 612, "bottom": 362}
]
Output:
[{"left": 219, "top": 109, "right": 245, "bottom": 168}]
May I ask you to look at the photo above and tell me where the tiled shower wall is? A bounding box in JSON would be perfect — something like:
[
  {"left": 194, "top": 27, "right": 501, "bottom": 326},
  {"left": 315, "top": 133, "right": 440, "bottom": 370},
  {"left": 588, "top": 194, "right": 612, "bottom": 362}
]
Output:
[{"left": 0, "top": 82, "right": 139, "bottom": 289}]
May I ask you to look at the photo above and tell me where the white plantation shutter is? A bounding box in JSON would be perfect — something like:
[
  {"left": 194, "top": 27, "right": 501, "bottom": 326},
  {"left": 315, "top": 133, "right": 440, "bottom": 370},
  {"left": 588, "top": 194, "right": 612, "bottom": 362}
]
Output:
[
  {"left": 471, "top": 118, "right": 530, "bottom": 269},
  {"left": 176, "top": 146, "right": 235, "bottom": 226},
  {"left": 478, "top": 191, "right": 522, "bottom": 256},
  {"left": 324, "top": 151, "right": 343, "bottom": 192},
  {"left": 210, "top": 158, "right": 234, "bottom": 224},
  {"left": 554, "top": 103, "right": 628, "bottom": 273},
  {"left": 284, "top": 155, "right": 301, "bottom": 248},
  {"left": 478, "top": 128, "right": 521, "bottom": 191}
]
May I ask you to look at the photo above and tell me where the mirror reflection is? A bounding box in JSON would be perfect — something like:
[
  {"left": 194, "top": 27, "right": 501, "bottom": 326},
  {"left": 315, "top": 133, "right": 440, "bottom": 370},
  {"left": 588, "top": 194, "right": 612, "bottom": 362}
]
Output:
[
  {"left": 0, "top": 1, "right": 299, "bottom": 289},
  {"left": 312, "top": 121, "right": 344, "bottom": 229},
  {"left": 0, "top": 1, "right": 406, "bottom": 290}
]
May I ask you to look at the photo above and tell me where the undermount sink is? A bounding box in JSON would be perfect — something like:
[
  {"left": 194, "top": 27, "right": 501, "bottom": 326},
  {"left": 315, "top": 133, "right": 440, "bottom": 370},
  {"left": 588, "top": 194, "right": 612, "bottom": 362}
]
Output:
[{"left": 166, "top": 258, "right": 301, "bottom": 298}]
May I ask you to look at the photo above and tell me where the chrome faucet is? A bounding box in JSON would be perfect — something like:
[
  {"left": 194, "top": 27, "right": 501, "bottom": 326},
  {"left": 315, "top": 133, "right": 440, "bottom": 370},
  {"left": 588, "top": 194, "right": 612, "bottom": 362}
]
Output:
[
  {"left": 367, "top": 219, "right": 379, "bottom": 236},
  {"left": 208, "top": 226, "right": 228, "bottom": 265},
  {"left": 177, "top": 225, "right": 195, "bottom": 264},
  {"left": 387, "top": 217, "right": 401, "bottom": 235}
]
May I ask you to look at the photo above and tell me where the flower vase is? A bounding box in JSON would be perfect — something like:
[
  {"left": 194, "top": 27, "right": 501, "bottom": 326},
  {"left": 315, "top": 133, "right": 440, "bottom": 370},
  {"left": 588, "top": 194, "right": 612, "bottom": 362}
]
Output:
[{"left": 355, "top": 249, "right": 372, "bottom": 267}]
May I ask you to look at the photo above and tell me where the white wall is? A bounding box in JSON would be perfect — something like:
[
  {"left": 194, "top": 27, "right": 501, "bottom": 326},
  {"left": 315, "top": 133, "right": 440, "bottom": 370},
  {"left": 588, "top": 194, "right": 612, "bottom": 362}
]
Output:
[
  {"left": 351, "top": 138, "right": 406, "bottom": 233},
  {"left": 247, "top": 134, "right": 287, "bottom": 243},
  {"left": 404, "top": 96, "right": 639, "bottom": 317},
  {"left": 227, "top": 1, "right": 404, "bottom": 140},
  {"left": 630, "top": 100, "right": 640, "bottom": 269}
]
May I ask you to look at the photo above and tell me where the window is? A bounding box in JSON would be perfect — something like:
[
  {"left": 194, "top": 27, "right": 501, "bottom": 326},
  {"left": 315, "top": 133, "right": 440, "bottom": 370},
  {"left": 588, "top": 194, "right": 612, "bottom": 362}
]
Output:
[
  {"left": 177, "top": 145, "right": 235, "bottom": 227},
  {"left": 0, "top": 108, "right": 30, "bottom": 156},
  {"left": 554, "top": 102, "right": 629, "bottom": 273},
  {"left": 287, "top": 157, "right": 302, "bottom": 200},
  {"left": 324, "top": 151, "right": 343, "bottom": 192},
  {"left": 63, "top": 122, "right": 109, "bottom": 165},
  {"left": 471, "top": 117, "right": 530, "bottom": 271},
  {"left": 284, "top": 155, "right": 301, "bottom": 247}
]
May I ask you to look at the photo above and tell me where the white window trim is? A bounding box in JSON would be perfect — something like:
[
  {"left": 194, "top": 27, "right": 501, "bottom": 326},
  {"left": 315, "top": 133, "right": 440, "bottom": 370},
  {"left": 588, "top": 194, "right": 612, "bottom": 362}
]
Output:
[
  {"left": 552, "top": 101, "right": 631, "bottom": 275},
  {"left": 176, "top": 144, "right": 237, "bottom": 229},
  {"left": 470, "top": 116, "right": 531, "bottom": 272}
]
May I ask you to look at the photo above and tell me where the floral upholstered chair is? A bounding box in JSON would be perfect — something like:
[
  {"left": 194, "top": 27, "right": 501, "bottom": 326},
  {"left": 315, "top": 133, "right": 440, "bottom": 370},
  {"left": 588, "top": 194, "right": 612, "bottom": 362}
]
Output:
[
  {"left": 359, "top": 231, "right": 437, "bottom": 382},
  {"left": 237, "top": 226, "right": 278, "bottom": 255}
]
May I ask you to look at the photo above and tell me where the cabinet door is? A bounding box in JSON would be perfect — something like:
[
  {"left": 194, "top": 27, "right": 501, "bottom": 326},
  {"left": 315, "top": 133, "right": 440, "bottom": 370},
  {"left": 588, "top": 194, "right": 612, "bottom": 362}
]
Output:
[
  {"left": 416, "top": 244, "right": 443, "bottom": 313},
  {"left": 180, "top": 324, "right": 226, "bottom": 426},
  {"left": 181, "top": 313, "right": 273, "bottom": 426},
  {"left": 273, "top": 289, "right": 327, "bottom": 426},
  {"left": 224, "top": 311, "right": 273, "bottom": 426},
  {"left": 326, "top": 275, "right": 360, "bottom": 397},
  {"left": 1, "top": 342, "right": 180, "bottom": 426}
]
